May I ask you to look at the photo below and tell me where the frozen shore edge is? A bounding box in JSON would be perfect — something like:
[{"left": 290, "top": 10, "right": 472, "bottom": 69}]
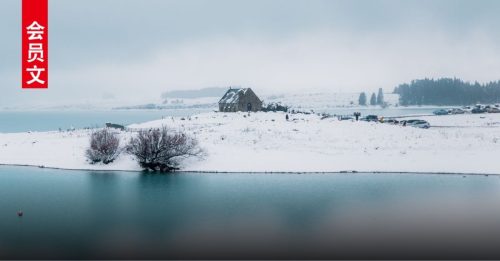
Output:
[{"left": 1, "top": 163, "right": 498, "bottom": 176}]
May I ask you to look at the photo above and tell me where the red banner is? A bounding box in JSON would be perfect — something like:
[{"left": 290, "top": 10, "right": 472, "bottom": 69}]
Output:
[{"left": 22, "top": 0, "right": 48, "bottom": 89}]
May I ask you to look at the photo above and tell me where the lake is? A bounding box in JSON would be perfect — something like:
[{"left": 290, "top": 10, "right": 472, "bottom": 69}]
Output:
[
  {"left": 1, "top": 166, "right": 500, "bottom": 259},
  {"left": 0, "top": 109, "right": 211, "bottom": 133}
]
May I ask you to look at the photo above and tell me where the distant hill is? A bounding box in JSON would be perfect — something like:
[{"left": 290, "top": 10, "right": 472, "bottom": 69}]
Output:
[{"left": 161, "top": 87, "right": 228, "bottom": 99}]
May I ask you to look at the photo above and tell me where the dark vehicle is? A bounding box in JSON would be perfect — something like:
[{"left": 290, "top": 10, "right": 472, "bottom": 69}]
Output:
[
  {"left": 472, "top": 108, "right": 487, "bottom": 114},
  {"left": 105, "top": 123, "right": 125, "bottom": 130},
  {"left": 362, "top": 115, "right": 379, "bottom": 122}
]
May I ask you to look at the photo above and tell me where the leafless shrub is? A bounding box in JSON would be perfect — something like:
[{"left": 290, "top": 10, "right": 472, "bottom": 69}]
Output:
[
  {"left": 86, "top": 129, "right": 121, "bottom": 164},
  {"left": 127, "top": 127, "right": 202, "bottom": 172}
]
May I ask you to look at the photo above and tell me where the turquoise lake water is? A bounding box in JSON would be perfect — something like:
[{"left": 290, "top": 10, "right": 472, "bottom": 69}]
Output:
[
  {"left": 1, "top": 166, "right": 500, "bottom": 259},
  {"left": 0, "top": 109, "right": 211, "bottom": 133}
]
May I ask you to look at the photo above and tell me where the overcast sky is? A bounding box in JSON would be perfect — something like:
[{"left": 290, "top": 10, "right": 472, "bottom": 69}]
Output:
[{"left": 2, "top": 0, "right": 500, "bottom": 107}]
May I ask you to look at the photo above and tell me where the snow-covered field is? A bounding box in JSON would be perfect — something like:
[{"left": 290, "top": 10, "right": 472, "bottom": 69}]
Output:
[
  {"left": 264, "top": 92, "right": 400, "bottom": 110},
  {"left": 1, "top": 112, "right": 500, "bottom": 174}
]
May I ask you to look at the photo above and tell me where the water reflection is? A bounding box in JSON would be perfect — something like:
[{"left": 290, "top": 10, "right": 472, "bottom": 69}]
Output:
[{"left": 1, "top": 166, "right": 500, "bottom": 259}]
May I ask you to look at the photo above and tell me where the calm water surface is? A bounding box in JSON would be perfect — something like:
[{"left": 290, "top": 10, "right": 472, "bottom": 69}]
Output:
[
  {"left": 0, "top": 109, "right": 211, "bottom": 133},
  {"left": 1, "top": 166, "right": 500, "bottom": 259}
]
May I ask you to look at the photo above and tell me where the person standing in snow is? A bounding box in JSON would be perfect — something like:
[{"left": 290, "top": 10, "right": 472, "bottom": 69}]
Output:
[
  {"left": 286, "top": 114, "right": 289, "bottom": 121},
  {"left": 354, "top": 112, "right": 361, "bottom": 121}
]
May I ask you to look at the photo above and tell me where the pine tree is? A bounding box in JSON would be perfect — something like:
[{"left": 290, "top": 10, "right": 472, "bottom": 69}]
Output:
[
  {"left": 377, "top": 88, "right": 384, "bottom": 105},
  {"left": 358, "top": 92, "right": 367, "bottom": 106},
  {"left": 393, "top": 78, "right": 500, "bottom": 106},
  {"left": 370, "top": 93, "right": 377, "bottom": 105}
]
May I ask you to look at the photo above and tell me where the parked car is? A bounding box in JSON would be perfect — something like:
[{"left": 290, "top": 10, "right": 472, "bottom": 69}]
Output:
[
  {"left": 449, "top": 108, "right": 465, "bottom": 114},
  {"left": 338, "top": 115, "right": 354, "bottom": 121},
  {"left": 400, "top": 119, "right": 412, "bottom": 126},
  {"left": 402, "top": 119, "right": 419, "bottom": 125},
  {"left": 487, "top": 107, "right": 500, "bottom": 113},
  {"left": 362, "top": 115, "right": 379, "bottom": 122},
  {"left": 407, "top": 120, "right": 431, "bottom": 129},
  {"left": 433, "top": 109, "right": 449, "bottom": 115},
  {"left": 472, "top": 107, "right": 487, "bottom": 114},
  {"left": 384, "top": 119, "right": 400, "bottom": 124},
  {"left": 462, "top": 106, "right": 473, "bottom": 113}
]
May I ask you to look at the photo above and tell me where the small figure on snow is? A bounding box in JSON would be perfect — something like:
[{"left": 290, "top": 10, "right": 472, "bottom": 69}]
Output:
[
  {"left": 286, "top": 114, "right": 289, "bottom": 121},
  {"left": 354, "top": 112, "right": 361, "bottom": 121}
]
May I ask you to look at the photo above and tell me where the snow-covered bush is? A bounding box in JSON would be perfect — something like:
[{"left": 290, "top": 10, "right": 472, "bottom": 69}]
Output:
[
  {"left": 127, "top": 127, "right": 202, "bottom": 172},
  {"left": 262, "top": 102, "right": 289, "bottom": 112},
  {"left": 86, "top": 129, "right": 121, "bottom": 164}
]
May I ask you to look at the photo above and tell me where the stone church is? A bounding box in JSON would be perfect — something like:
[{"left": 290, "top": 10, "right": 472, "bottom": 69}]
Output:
[{"left": 218, "top": 88, "right": 262, "bottom": 112}]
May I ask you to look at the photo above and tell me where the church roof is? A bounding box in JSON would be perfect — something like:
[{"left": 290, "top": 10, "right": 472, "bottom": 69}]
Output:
[{"left": 218, "top": 88, "right": 249, "bottom": 104}]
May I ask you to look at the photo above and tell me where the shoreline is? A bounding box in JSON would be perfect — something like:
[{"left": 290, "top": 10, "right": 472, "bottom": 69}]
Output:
[
  {"left": 1, "top": 163, "right": 498, "bottom": 176},
  {"left": 2, "top": 112, "right": 500, "bottom": 175}
]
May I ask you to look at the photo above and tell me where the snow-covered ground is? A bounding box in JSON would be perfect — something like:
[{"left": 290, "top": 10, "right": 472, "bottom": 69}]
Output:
[
  {"left": 264, "top": 92, "right": 400, "bottom": 110},
  {"left": 1, "top": 112, "right": 500, "bottom": 174}
]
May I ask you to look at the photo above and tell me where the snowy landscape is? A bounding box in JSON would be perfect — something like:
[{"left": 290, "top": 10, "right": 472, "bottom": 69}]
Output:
[
  {"left": 6, "top": 0, "right": 500, "bottom": 259},
  {"left": 1, "top": 110, "right": 500, "bottom": 174}
]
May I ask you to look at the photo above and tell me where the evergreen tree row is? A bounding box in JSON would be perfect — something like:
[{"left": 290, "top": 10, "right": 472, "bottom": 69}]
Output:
[
  {"left": 358, "top": 88, "right": 384, "bottom": 106},
  {"left": 393, "top": 78, "right": 500, "bottom": 106}
]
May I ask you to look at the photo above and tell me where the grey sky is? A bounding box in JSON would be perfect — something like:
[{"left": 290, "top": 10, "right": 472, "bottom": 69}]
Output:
[{"left": 1, "top": 0, "right": 500, "bottom": 107}]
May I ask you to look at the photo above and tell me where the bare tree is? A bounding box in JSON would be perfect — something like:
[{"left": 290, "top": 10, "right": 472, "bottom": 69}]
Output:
[
  {"left": 127, "top": 127, "right": 202, "bottom": 172},
  {"left": 86, "top": 129, "right": 121, "bottom": 164}
]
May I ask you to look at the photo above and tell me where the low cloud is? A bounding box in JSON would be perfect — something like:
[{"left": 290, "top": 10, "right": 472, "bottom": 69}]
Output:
[
  {"left": 46, "top": 29, "right": 500, "bottom": 100},
  {"left": 2, "top": 0, "right": 500, "bottom": 107}
]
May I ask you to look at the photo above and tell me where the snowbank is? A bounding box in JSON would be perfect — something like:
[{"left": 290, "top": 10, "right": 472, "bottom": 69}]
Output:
[{"left": 1, "top": 112, "right": 500, "bottom": 174}]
